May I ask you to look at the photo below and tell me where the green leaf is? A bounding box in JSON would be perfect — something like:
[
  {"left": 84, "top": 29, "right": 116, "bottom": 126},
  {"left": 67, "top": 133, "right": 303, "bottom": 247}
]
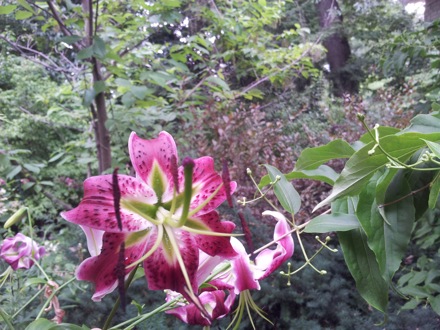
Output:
[
  {"left": 429, "top": 295, "right": 440, "bottom": 315},
  {"left": 357, "top": 170, "right": 415, "bottom": 282},
  {"left": 205, "top": 76, "right": 230, "bottom": 91},
  {"left": 15, "top": 10, "right": 33, "bottom": 20},
  {"left": 93, "top": 81, "right": 106, "bottom": 95},
  {"left": 22, "top": 182, "right": 35, "bottom": 191},
  {"left": 423, "top": 139, "right": 440, "bottom": 159},
  {"left": 304, "top": 213, "right": 361, "bottom": 233},
  {"left": 295, "top": 139, "right": 354, "bottom": 171},
  {"left": 429, "top": 173, "right": 440, "bottom": 209},
  {"left": 130, "top": 86, "right": 152, "bottom": 99},
  {"left": 92, "top": 36, "right": 107, "bottom": 58},
  {"left": 48, "top": 152, "right": 65, "bottom": 163},
  {"left": 40, "top": 181, "right": 55, "bottom": 186},
  {"left": 405, "top": 114, "right": 440, "bottom": 133},
  {"left": 264, "top": 164, "right": 301, "bottom": 214},
  {"left": 17, "top": 0, "right": 35, "bottom": 13},
  {"left": 0, "top": 5, "right": 17, "bottom": 15},
  {"left": 77, "top": 46, "right": 94, "bottom": 60},
  {"left": 83, "top": 88, "right": 95, "bottom": 107},
  {"left": 314, "top": 132, "right": 440, "bottom": 211},
  {"left": 23, "top": 163, "right": 41, "bottom": 174},
  {"left": 286, "top": 165, "right": 339, "bottom": 185},
  {"left": 338, "top": 228, "right": 389, "bottom": 313},
  {"left": 59, "top": 35, "right": 82, "bottom": 45},
  {"left": 26, "top": 319, "right": 90, "bottom": 330},
  {"left": 359, "top": 126, "right": 400, "bottom": 144},
  {"left": 6, "top": 165, "right": 22, "bottom": 179}
]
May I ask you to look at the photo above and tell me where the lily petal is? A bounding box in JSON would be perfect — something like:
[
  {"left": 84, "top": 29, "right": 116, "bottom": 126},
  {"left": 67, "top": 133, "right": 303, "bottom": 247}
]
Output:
[
  {"left": 190, "top": 211, "right": 237, "bottom": 258},
  {"left": 80, "top": 225, "right": 104, "bottom": 257},
  {"left": 143, "top": 229, "right": 198, "bottom": 295},
  {"left": 255, "top": 211, "right": 294, "bottom": 280},
  {"left": 76, "top": 231, "right": 150, "bottom": 301},
  {"left": 188, "top": 157, "right": 237, "bottom": 215},
  {"left": 230, "top": 238, "right": 260, "bottom": 293},
  {"left": 129, "top": 131, "right": 177, "bottom": 189},
  {"left": 61, "top": 175, "right": 156, "bottom": 233}
]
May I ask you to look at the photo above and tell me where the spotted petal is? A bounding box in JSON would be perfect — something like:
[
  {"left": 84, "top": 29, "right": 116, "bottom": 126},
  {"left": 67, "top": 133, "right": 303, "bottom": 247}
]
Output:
[
  {"left": 143, "top": 229, "right": 198, "bottom": 295},
  {"left": 189, "top": 211, "right": 237, "bottom": 258},
  {"left": 76, "top": 231, "right": 151, "bottom": 301},
  {"left": 129, "top": 131, "right": 177, "bottom": 197},
  {"left": 186, "top": 157, "right": 237, "bottom": 216},
  {"left": 61, "top": 175, "right": 157, "bottom": 233}
]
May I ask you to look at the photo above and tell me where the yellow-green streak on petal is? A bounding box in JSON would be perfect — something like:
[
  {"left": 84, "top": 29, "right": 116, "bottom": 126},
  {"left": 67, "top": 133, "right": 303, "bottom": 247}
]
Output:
[
  {"left": 126, "top": 229, "right": 151, "bottom": 246},
  {"left": 121, "top": 200, "right": 160, "bottom": 225},
  {"left": 161, "top": 227, "right": 174, "bottom": 259},
  {"left": 184, "top": 219, "right": 209, "bottom": 231},
  {"left": 150, "top": 163, "right": 166, "bottom": 202}
]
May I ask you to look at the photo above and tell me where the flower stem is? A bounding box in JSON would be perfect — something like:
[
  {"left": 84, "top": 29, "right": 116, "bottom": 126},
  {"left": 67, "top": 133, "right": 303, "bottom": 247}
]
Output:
[
  {"left": 102, "top": 266, "right": 139, "bottom": 330},
  {"left": 29, "top": 257, "right": 51, "bottom": 282},
  {"left": 36, "top": 277, "right": 75, "bottom": 320},
  {"left": 108, "top": 298, "right": 177, "bottom": 330},
  {"left": 12, "top": 286, "right": 46, "bottom": 318}
]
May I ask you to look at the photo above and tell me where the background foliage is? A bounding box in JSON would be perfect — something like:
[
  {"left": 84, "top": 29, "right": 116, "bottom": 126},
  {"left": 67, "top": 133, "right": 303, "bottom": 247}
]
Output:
[{"left": 2, "top": 0, "right": 440, "bottom": 329}]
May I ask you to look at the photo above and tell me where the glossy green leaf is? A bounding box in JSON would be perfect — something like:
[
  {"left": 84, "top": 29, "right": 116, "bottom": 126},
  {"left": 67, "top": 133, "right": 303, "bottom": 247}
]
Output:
[
  {"left": 304, "top": 213, "right": 360, "bottom": 233},
  {"left": 294, "top": 139, "right": 354, "bottom": 171},
  {"left": 286, "top": 165, "right": 339, "bottom": 185},
  {"left": 404, "top": 114, "right": 440, "bottom": 133},
  {"left": 264, "top": 164, "right": 301, "bottom": 214},
  {"left": 429, "top": 295, "right": 440, "bottom": 315},
  {"left": 314, "top": 132, "right": 440, "bottom": 211},
  {"left": 338, "top": 228, "right": 389, "bottom": 313},
  {"left": 359, "top": 126, "right": 400, "bottom": 144}
]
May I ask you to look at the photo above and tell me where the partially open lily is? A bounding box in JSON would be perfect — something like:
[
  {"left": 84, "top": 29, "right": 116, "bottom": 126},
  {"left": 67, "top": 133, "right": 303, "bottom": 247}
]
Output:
[
  {"left": 165, "top": 211, "right": 294, "bottom": 327},
  {"left": 62, "top": 131, "right": 237, "bottom": 301}
]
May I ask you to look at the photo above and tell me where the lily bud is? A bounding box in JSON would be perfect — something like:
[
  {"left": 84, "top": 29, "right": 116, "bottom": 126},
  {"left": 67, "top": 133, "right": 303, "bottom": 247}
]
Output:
[{"left": 4, "top": 207, "right": 28, "bottom": 229}]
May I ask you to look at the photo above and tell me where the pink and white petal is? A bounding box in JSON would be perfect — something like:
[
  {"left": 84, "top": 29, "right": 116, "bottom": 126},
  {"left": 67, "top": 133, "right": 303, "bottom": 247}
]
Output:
[
  {"left": 195, "top": 251, "right": 225, "bottom": 287},
  {"left": 191, "top": 212, "right": 237, "bottom": 258},
  {"left": 143, "top": 229, "right": 198, "bottom": 295},
  {"left": 230, "top": 238, "right": 260, "bottom": 293},
  {"left": 191, "top": 179, "right": 237, "bottom": 216},
  {"left": 129, "top": 131, "right": 177, "bottom": 185},
  {"left": 254, "top": 211, "right": 294, "bottom": 280},
  {"left": 80, "top": 225, "right": 104, "bottom": 257},
  {"left": 61, "top": 175, "right": 156, "bottom": 233},
  {"left": 76, "top": 232, "right": 150, "bottom": 301}
]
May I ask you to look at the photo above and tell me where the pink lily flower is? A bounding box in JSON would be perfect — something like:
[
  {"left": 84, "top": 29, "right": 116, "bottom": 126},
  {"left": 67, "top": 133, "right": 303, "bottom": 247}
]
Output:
[
  {"left": 165, "top": 211, "right": 293, "bottom": 327},
  {"left": 0, "top": 233, "right": 45, "bottom": 270},
  {"left": 61, "top": 131, "right": 237, "bottom": 301}
]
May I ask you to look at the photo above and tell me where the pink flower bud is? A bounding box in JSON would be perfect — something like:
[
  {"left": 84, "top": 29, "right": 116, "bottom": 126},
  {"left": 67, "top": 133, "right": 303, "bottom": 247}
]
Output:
[{"left": 0, "top": 233, "right": 45, "bottom": 270}]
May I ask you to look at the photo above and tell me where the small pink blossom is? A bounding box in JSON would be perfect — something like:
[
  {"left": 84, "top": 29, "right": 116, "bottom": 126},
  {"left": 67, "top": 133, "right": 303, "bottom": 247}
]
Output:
[{"left": 0, "top": 233, "right": 45, "bottom": 270}]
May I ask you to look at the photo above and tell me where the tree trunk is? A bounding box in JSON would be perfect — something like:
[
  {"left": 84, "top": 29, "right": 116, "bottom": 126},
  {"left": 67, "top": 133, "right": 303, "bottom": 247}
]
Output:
[
  {"left": 82, "top": 0, "right": 112, "bottom": 174},
  {"left": 317, "top": 0, "right": 358, "bottom": 96},
  {"left": 425, "top": 0, "right": 440, "bottom": 21}
]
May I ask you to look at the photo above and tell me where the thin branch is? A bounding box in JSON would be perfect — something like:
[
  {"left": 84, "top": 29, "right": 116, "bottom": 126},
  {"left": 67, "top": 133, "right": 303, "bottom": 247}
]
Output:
[{"left": 46, "top": 1, "right": 73, "bottom": 37}]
